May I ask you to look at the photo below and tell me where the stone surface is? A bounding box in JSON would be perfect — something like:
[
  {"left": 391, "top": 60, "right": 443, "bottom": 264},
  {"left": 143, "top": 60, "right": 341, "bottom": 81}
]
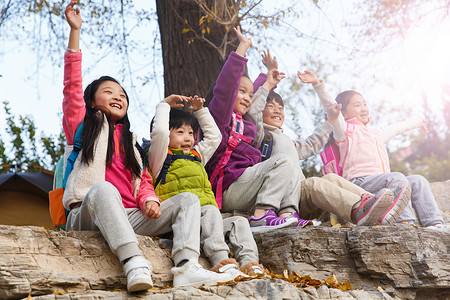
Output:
[
  {"left": 0, "top": 225, "right": 173, "bottom": 299},
  {"left": 23, "top": 279, "right": 402, "bottom": 300},
  {"left": 430, "top": 180, "right": 450, "bottom": 212},
  {"left": 0, "top": 180, "right": 448, "bottom": 299},
  {"left": 254, "top": 225, "right": 450, "bottom": 294}
]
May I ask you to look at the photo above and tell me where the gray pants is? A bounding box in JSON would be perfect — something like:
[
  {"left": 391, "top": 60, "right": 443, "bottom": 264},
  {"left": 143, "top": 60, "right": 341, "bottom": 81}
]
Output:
[
  {"left": 222, "top": 154, "right": 301, "bottom": 215},
  {"left": 200, "top": 205, "right": 230, "bottom": 266},
  {"left": 351, "top": 173, "right": 443, "bottom": 226},
  {"left": 66, "top": 181, "right": 201, "bottom": 265},
  {"left": 222, "top": 216, "right": 259, "bottom": 266}
]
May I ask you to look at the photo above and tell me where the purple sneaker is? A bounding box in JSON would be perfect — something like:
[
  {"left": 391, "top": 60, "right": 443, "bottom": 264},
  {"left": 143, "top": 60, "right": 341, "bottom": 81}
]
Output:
[
  {"left": 249, "top": 210, "right": 297, "bottom": 233},
  {"left": 291, "top": 212, "right": 321, "bottom": 227}
]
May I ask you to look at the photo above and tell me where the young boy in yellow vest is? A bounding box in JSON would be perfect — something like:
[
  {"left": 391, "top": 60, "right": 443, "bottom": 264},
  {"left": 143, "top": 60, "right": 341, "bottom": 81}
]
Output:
[{"left": 148, "top": 95, "right": 264, "bottom": 280}]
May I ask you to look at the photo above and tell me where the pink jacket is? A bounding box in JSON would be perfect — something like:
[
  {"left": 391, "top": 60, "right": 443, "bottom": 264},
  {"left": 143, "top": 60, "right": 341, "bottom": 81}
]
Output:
[{"left": 338, "top": 117, "right": 423, "bottom": 181}]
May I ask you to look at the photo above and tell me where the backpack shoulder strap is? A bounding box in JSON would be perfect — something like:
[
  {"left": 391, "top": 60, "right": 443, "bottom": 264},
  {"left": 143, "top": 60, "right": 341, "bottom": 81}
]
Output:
[
  {"left": 191, "top": 149, "right": 201, "bottom": 160},
  {"left": 260, "top": 129, "right": 273, "bottom": 161},
  {"left": 155, "top": 149, "right": 201, "bottom": 187},
  {"left": 63, "top": 121, "right": 84, "bottom": 188}
]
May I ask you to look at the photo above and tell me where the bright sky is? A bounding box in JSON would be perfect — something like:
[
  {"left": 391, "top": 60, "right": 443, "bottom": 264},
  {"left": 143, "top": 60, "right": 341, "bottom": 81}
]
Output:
[{"left": 1, "top": 1, "right": 450, "bottom": 165}]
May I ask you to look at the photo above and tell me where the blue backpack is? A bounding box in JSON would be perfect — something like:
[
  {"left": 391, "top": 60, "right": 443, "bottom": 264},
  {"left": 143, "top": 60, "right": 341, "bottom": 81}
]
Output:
[{"left": 48, "top": 122, "right": 84, "bottom": 231}]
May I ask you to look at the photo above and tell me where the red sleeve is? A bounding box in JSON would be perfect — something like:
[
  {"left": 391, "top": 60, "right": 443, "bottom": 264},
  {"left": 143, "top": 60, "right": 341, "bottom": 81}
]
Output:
[
  {"left": 63, "top": 52, "right": 86, "bottom": 145},
  {"left": 136, "top": 167, "right": 161, "bottom": 211}
]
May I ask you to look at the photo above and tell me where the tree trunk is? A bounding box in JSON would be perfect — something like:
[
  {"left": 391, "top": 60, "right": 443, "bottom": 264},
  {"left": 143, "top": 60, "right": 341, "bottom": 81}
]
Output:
[{"left": 155, "top": 0, "right": 237, "bottom": 100}]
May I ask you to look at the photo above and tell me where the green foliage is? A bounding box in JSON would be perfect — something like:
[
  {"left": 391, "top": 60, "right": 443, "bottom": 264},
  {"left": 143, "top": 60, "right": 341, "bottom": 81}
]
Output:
[{"left": 0, "top": 101, "right": 64, "bottom": 173}]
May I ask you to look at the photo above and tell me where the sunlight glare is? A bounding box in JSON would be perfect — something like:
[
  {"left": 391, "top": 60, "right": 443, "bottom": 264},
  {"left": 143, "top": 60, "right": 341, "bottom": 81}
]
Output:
[{"left": 399, "top": 18, "right": 450, "bottom": 108}]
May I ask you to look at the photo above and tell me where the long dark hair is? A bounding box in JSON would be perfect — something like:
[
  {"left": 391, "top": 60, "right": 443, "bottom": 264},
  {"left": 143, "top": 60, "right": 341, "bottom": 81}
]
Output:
[{"left": 81, "top": 76, "right": 143, "bottom": 178}]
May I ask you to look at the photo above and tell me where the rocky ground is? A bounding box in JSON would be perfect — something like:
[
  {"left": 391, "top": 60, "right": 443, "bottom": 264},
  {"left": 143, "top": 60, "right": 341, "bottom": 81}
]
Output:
[{"left": 1, "top": 180, "right": 448, "bottom": 300}]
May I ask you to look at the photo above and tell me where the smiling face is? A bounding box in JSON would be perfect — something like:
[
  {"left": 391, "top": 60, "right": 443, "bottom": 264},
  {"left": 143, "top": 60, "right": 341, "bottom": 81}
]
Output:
[
  {"left": 341, "top": 94, "right": 370, "bottom": 124},
  {"left": 233, "top": 76, "right": 254, "bottom": 115},
  {"left": 263, "top": 99, "right": 285, "bottom": 128},
  {"left": 168, "top": 124, "right": 194, "bottom": 154},
  {"left": 92, "top": 80, "right": 128, "bottom": 123}
]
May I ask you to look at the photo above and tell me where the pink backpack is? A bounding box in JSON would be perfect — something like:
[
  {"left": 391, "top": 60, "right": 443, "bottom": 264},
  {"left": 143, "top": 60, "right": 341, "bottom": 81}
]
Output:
[
  {"left": 320, "top": 123, "right": 355, "bottom": 176},
  {"left": 320, "top": 141, "right": 342, "bottom": 176}
]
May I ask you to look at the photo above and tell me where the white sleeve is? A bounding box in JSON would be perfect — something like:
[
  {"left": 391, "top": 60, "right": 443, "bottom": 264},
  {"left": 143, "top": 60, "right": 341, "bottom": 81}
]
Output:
[
  {"left": 245, "top": 85, "right": 269, "bottom": 145},
  {"left": 193, "top": 107, "right": 222, "bottom": 165},
  {"left": 380, "top": 117, "right": 423, "bottom": 142},
  {"left": 148, "top": 102, "right": 171, "bottom": 178},
  {"left": 313, "top": 81, "right": 346, "bottom": 143}
]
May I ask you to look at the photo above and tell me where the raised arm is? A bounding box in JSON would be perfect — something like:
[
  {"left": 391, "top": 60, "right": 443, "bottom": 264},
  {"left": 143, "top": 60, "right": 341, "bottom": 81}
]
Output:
[
  {"left": 295, "top": 122, "right": 334, "bottom": 160},
  {"left": 62, "top": 0, "right": 85, "bottom": 144},
  {"left": 66, "top": 0, "right": 81, "bottom": 51},
  {"left": 245, "top": 86, "right": 268, "bottom": 145},
  {"left": 298, "top": 70, "right": 347, "bottom": 143},
  {"left": 253, "top": 50, "right": 278, "bottom": 93},
  {"left": 208, "top": 28, "right": 249, "bottom": 126},
  {"left": 246, "top": 69, "right": 285, "bottom": 143},
  {"left": 234, "top": 26, "right": 252, "bottom": 57},
  {"left": 192, "top": 96, "right": 222, "bottom": 165},
  {"left": 148, "top": 95, "right": 188, "bottom": 177},
  {"left": 380, "top": 117, "right": 426, "bottom": 143}
]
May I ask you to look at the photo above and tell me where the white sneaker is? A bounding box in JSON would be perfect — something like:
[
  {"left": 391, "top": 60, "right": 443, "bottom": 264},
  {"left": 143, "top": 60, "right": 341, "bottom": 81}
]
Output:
[
  {"left": 218, "top": 263, "right": 248, "bottom": 279},
  {"left": 123, "top": 255, "right": 153, "bottom": 292},
  {"left": 172, "top": 262, "right": 234, "bottom": 287},
  {"left": 251, "top": 265, "right": 264, "bottom": 275},
  {"left": 426, "top": 224, "right": 450, "bottom": 233}
]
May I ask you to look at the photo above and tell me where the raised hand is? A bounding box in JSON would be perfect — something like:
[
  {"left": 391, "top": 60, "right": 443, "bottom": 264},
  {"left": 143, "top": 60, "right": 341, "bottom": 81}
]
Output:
[
  {"left": 326, "top": 103, "right": 342, "bottom": 124},
  {"left": 65, "top": 0, "right": 81, "bottom": 30},
  {"left": 189, "top": 95, "right": 205, "bottom": 111},
  {"left": 297, "top": 70, "right": 320, "bottom": 85},
  {"left": 163, "top": 94, "right": 190, "bottom": 108},
  {"left": 261, "top": 49, "right": 278, "bottom": 71},
  {"left": 234, "top": 26, "right": 252, "bottom": 57},
  {"left": 263, "top": 69, "right": 286, "bottom": 91}
]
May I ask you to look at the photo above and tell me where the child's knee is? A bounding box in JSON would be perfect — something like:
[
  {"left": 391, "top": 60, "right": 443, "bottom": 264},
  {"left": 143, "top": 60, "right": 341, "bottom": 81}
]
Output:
[
  {"left": 390, "top": 172, "right": 408, "bottom": 184},
  {"left": 177, "top": 192, "right": 201, "bottom": 209},
  {"left": 407, "top": 174, "right": 429, "bottom": 188},
  {"left": 322, "top": 173, "right": 340, "bottom": 182},
  {"left": 230, "top": 216, "right": 250, "bottom": 230},
  {"left": 89, "top": 181, "right": 119, "bottom": 200},
  {"left": 201, "top": 205, "right": 222, "bottom": 218}
]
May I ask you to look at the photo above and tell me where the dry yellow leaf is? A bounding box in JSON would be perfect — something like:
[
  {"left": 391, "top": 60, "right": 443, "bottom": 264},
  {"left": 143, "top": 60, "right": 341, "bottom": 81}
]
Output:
[{"left": 52, "top": 290, "right": 65, "bottom": 295}]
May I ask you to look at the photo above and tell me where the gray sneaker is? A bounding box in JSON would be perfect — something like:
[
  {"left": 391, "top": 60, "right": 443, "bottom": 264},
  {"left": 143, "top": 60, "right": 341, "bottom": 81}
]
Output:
[
  {"left": 379, "top": 181, "right": 411, "bottom": 225},
  {"left": 351, "top": 189, "right": 394, "bottom": 226}
]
